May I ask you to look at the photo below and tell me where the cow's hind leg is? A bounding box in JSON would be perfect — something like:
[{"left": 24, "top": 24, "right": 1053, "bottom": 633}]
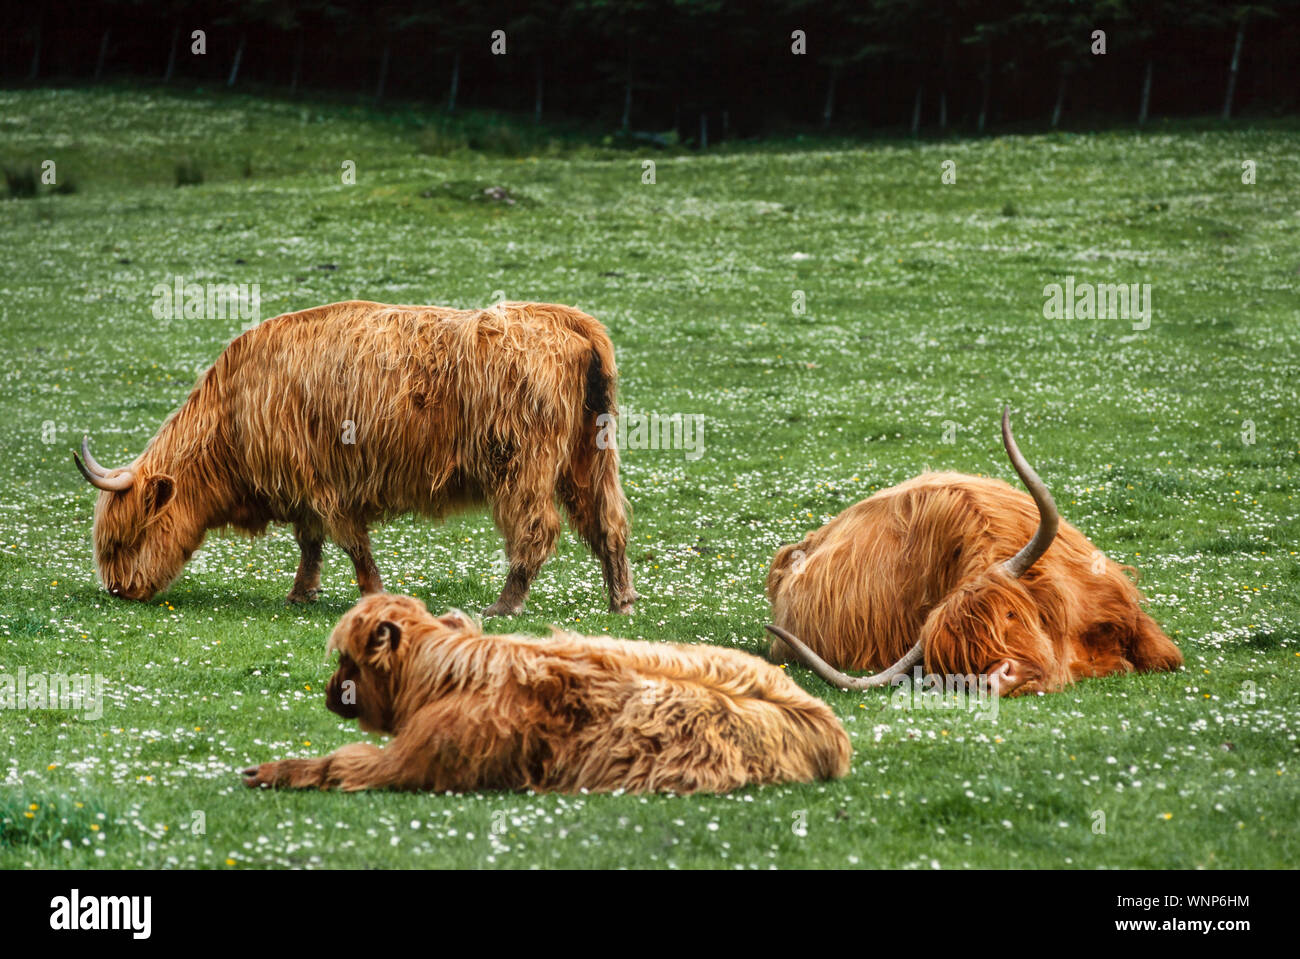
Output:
[
  {"left": 560, "top": 474, "right": 636, "bottom": 614},
  {"left": 559, "top": 438, "right": 638, "bottom": 614},
  {"left": 483, "top": 474, "right": 562, "bottom": 618},
  {"left": 1126, "top": 608, "right": 1183, "bottom": 673},
  {"left": 287, "top": 521, "right": 325, "bottom": 604}
]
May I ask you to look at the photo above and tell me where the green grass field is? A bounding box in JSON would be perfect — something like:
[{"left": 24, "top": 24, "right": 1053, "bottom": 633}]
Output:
[{"left": 1, "top": 86, "right": 1297, "bottom": 868}]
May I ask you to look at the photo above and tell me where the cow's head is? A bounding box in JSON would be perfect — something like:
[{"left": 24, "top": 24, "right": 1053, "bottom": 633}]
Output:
[
  {"left": 918, "top": 567, "right": 1063, "bottom": 696},
  {"left": 325, "top": 593, "right": 478, "bottom": 735},
  {"left": 75, "top": 436, "right": 196, "bottom": 602},
  {"left": 766, "top": 407, "right": 1064, "bottom": 697}
]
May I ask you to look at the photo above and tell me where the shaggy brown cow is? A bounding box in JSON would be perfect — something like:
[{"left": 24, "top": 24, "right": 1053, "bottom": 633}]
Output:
[
  {"left": 241, "top": 593, "right": 851, "bottom": 793},
  {"left": 74, "top": 300, "right": 637, "bottom": 616},
  {"left": 765, "top": 408, "right": 1182, "bottom": 696}
]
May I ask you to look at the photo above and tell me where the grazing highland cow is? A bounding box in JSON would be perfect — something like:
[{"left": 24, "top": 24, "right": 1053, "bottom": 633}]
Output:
[
  {"left": 765, "top": 408, "right": 1182, "bottom": 696},
  {"left": 74, "top": 301, "right": 637, "bottom": 615},
  {"left": 241, "top": 593, "right": 851, "bottom": 793}
]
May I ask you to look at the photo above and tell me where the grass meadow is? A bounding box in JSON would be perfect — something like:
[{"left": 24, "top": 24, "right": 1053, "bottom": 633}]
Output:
[{"left": 1, "top": 87, "right": 1297, "bottom": 869}]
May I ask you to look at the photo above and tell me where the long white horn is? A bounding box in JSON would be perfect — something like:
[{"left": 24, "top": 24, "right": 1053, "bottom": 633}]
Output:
[
  {"left": 999, "top": 407, "right": 1059, "bottom": 578},
  {"left": 766, "top": 625, "right": 922, "bottom": 691},
  {"left": 74, "top": 436, "right": 133, "bottom": 492},
  {"left": 80, "top": 436, "right": 111, "bottom": 476}
]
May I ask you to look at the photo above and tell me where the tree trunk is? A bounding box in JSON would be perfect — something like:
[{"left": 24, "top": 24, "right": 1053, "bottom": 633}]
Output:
[
  {"left": 1222, "top": 23, "right": 1245, "bottom": 120},
  {"left": 534, "top": 56, "right": 543, "bottom": 124},
  {"left": 911, "top": 85, "right": 923, "bottom": 137},
  {"left": 1050, "top": 63, "right": 1069, "bottom": 128},
  {"left": 822, "top": 67, "right": 836, "bottom": 129},
  {"left": 290, "top": 33, "right": 304, "bottom": 94},
  {"left": 94, "top": 29, "right": 111, "bottom": 81},
  {"left": 28, "top": 21, "right": 42, "bottom": 81},
  {"left": 375, "top": 41, "right": 390, "bottom": 101},
  {"left": 621, "top": 49, "right": 632, "bottom": 131},
  {"left": 699, "top": 113, "right": 708, "bottom": 150},
  {"left": 938, "top": 28, "right": 951, "bottom": 131},
  {"left": 447, "top": 52, "right": 460, "bottom": 111},
  {"left": 164, "top": 24, "right": 179, "bottom": 82},
  {"left": 227, "top": 34, "right": 246, "bottom": 88},
  {"left": 1138, "top": 59, "right": 1153, "bottom": 125},
  {"left": 977, "top": 45, "right": 992, "bottom": 133}
]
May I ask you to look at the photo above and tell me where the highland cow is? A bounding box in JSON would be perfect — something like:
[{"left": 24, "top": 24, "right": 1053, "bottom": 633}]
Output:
[
  {"left": 74, "top": 300, "right": 637, "bottom": 615},
  {"left": 765, "top": 408, "right": 1182, "bottom": 696},
  {"left": 241, "top": 593, "right": 851, "bottom": 793}
]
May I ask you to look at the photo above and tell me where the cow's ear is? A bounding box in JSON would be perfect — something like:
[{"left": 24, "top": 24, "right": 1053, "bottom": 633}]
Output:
[
  {"left": 145, "top": 474, "right": 175, "bottom": 513},
  {"left": 369, "top": 620, "right": 401, "bottom": 655}
]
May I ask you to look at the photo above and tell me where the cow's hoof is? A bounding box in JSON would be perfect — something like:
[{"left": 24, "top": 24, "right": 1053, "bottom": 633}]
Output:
[
  {"left": 286, "top": 588, "right": 319, "bottom": 605},
  {"left": 610, "top": 591, "right": 639, "bottom": 614},
  {"left": 242, "top": 763, "right": 282, "bottom": 789},
  {"left": 482, "top": 601, "right": 523, "bottom": 618}
]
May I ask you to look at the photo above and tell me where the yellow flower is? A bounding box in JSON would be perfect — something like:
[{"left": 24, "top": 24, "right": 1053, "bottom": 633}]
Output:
[
  {"left": 1162, "top": 812, "right": 1173, "bottom": 820},
  {"left": 90, "top": 824, "right": 100, "bottom": 832},
  {"left": 225, "top": 858, "right": 236, "bottom": 866}
]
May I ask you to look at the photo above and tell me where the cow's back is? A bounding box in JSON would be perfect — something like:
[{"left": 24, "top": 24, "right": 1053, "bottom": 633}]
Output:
[
  {"left": 212, "top": 300, "right": 608, "bottom": 523},
  {"left": 500, "top": 632, "right": 851, "bottom": 792},
  {"left": 769, "top": 471, "right": 1108, "bottom": 671}
]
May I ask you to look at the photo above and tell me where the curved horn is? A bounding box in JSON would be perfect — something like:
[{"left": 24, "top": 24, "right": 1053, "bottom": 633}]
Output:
[
  {"left": 74, "top": 437, "right": 134, "bottom": 492},
  {"left": 79, "top": 435, "right": 112, "bottom": 477},
  {"left": 766, "top": 624, "right": 923, "bottom": 691},
  {"left": 999, "top": 406, "right": 1059, "bottom": 578}
]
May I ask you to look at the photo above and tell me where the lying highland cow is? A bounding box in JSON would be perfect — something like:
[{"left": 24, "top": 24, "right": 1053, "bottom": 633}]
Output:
[
  {"left": 241, "top": 593, "right": 851, "bottom": 793},
  {"left": 74, "top": 300, "right": 636, "bottom": 616},
  {"left": 766, "top": 408, "right": 1182, "bottom": 696}
]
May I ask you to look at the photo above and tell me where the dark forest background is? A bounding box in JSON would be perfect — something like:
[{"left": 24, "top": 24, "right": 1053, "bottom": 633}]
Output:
[{"left": 6, "top": 1, "right": 1299, "bottom": 139}]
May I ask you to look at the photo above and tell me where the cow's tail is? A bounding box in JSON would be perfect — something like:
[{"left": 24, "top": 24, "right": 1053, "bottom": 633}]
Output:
[{"left": 562, "top": 330, "right": 636, "bottom": 612}]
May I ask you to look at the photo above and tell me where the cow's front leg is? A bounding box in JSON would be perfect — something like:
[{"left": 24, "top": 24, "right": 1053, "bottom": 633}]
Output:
[
  {"left": 243, "top": 743, "right": 421, "bottom": 792},
  {"left": 287, "top": 523, "right": 324, "bottom": 603},
  {"left": 243, "top": 756, "right": 336, "bottom": 789}
]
